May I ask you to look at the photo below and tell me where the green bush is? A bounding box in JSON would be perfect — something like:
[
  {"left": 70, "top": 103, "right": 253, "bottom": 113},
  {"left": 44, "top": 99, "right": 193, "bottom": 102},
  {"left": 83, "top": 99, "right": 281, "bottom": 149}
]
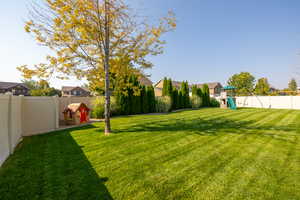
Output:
[
  {"left": 191, "top": 96, "right": 202, "bottom": 108},
  {"left": 155, "top": 96, "right": 172, "bottom": 113},
  {"left": 210, "top": 97, "right": 220, "bottom": 107},
  {"left": 91, "top": 96, "right": 120, "bottom": 119}
]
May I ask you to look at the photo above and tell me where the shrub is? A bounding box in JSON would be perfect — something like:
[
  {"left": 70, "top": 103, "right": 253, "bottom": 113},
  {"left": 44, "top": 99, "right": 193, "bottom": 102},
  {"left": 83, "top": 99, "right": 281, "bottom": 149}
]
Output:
[
  {"left": 210, "top": 97, "right": 220, "bottom": 107},
  {"left": 191, "top": 96, "right": 202, "bottom": 108},
  {"left": 155, "top": 96, "right": 172, "bottom": 113},
  {"left": 91, "top": 96, "right": 120, "bottom": 119}
]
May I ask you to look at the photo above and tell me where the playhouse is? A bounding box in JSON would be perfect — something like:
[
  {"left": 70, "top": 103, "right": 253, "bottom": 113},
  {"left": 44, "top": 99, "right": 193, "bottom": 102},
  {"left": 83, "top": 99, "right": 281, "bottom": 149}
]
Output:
[
  {"left": 220, "top": 86, "right": 237, "bottom": 110},
  {"left": 63, "top": 103, "right": 90, "bottom": 125}
]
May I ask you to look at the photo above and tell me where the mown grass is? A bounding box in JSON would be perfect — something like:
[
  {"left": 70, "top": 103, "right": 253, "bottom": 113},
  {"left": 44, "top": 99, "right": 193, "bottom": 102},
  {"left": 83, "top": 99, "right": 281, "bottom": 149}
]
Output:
[{"left": 0, "top": 108, "right": 300, "bottom": 200}]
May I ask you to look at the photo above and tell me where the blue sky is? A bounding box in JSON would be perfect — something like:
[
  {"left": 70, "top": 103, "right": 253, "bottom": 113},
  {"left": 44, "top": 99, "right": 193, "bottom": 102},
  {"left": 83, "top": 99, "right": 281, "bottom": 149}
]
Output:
[{"left": 1, "top": 0, "right": 300, "bottom": 89}]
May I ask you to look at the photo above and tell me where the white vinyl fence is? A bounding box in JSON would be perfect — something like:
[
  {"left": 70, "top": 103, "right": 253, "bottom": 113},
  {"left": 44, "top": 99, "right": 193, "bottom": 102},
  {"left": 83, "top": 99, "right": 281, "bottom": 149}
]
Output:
[
  {"left": 0, "top": 95, "right": 60, "bottom": 166},
  {"left": 0, "top": 95, "right": 98, "bottom": 167},
  {"left": 236, "top": 96, "right": 300, "bottom": 109}
]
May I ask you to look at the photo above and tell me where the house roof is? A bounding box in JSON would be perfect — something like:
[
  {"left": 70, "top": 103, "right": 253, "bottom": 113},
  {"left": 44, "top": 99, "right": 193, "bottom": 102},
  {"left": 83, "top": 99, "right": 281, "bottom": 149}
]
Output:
[
  {"left": 0, "top": 81, "right": 29, "bottom": 90},
  {"left": 196, "top": 82, "right": 222, "bottom": 89},
  {"left": 62, "top": 86, "right": 89, "bottom": 92},
  {"left": 154, "top": 79, "right": 222, "bottom": 90},
  {"left": 63, "top": 103, "right": 90, "bottom": 113},
  {"left": 139, "top": 76, "right": 153, "bottom": 86}
]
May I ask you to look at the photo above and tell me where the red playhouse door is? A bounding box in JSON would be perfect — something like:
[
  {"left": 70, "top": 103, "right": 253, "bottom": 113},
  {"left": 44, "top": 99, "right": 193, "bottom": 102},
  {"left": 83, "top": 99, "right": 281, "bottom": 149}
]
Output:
[{"left": 79, "top": 108, "right": 87, "bottom": 123}]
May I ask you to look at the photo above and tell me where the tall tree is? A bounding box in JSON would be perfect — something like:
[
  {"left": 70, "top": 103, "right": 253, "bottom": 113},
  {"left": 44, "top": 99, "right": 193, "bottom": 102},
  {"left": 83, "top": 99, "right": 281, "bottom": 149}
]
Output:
[
  {"left": 167, "top": 78, "right": 173, "bottom": 96},
  {"left": 254, "top": 78, "right": 270, "bottom": 95},
  {"left": 191, "top": 85, "right": 198, "bottom": 97},
  {"left": 181, "top": 81, "right": 190, "bottom": 108},
  {"left": 288, "top": 78, "right": 297, "bottom": 91},
  {"left": 147, "top": 86, "right": 156, "bottom": 113},
  {"left": 227, "top": 72, "right": 255, "bottom": 96},
  {"left": 18, "top": 0, "right": 176, "bottom": 135},
  {"left": 162, "top": 77, "right": 168, "bottom": 96},
  {"left": 202, "top": 84, "right": 210, "bottom": 107}
]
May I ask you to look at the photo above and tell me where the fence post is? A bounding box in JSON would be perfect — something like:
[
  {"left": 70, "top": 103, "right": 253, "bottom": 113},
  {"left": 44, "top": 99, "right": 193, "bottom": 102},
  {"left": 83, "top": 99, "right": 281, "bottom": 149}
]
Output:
[
  {"left": 6, "top": 94, "right": 12, "bottom": 155},
  {"left": 52, "top": 96, "right": 59, "bottom": 129}
]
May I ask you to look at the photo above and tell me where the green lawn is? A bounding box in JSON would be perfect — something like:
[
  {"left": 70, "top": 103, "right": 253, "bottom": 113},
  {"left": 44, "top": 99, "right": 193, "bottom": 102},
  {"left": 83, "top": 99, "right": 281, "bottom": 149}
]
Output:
[{"left": 1, "top": 108, "right": 300, "bottom": 200}]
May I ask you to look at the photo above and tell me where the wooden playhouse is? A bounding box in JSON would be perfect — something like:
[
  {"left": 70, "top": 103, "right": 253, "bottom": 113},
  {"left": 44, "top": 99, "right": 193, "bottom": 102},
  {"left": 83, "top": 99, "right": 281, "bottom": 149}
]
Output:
[{"left": 63, "top": 103, "right": 90, "bottom": 125}]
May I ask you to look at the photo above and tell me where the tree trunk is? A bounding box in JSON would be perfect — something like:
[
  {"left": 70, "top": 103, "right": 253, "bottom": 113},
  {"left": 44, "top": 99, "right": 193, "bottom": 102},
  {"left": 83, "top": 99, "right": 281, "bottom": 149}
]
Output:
[{"left": 104, "top": 0, "right": 111, "bottom": 135}]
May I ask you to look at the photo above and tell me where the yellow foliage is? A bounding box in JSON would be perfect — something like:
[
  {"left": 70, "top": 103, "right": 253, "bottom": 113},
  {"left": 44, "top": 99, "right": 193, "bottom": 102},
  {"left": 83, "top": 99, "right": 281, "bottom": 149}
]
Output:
[{"left": 18, "top": 0, "right": 176, "bottom": 91}]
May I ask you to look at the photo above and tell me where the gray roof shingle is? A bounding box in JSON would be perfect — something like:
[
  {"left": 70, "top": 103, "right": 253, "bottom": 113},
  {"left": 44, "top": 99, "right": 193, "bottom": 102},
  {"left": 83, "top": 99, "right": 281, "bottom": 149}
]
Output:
[{"left": 0, "top": 82, "right": 29, "bottom": 90}]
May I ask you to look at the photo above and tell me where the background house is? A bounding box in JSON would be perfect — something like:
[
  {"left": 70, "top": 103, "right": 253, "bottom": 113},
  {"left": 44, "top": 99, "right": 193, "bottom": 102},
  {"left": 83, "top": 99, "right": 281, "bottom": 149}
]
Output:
[
  {"left": 154, "top": 80, "right": 186, "bottom": 96},
  {"left": 61, "top": 86, "right": 91, "bottom": 97},
  {"left": 154, "top": 79, "right": 222, "bottom": 97},
  {"left": 197, "top": 82, "right": 223, "bottom": 97},
  {"left": 138, "top": 76, "right": 153, "bottom": 87},
  {"left": 0, "top": 82, "right": 30, "bottom": 96}
]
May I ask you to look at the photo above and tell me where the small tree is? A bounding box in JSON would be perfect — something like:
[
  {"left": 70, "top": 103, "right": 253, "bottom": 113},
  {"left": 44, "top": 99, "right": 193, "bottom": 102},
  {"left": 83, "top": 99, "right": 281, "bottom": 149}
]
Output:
[
  {"left": 288, "top": 78, "right": 297, "bottom": 91},
  {"left": 254, "top": 78, "right": 270, "bottom": 95}
]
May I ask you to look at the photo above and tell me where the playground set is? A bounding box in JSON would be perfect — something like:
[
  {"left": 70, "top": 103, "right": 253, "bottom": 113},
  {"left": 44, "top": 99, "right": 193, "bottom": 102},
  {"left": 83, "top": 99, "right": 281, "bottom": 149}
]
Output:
[{"left": 220, "top": 86, "right": 237, "bottom": 110}]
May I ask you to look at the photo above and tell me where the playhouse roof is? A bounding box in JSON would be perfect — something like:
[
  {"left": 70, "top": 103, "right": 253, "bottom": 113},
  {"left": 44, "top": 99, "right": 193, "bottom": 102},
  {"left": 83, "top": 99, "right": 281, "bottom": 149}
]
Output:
[
  {"left": 223, "top": 86, "right": 236, "bottom": 90},
  {"left": 64, "top": 103, "right": 90, "bottom": 113}
]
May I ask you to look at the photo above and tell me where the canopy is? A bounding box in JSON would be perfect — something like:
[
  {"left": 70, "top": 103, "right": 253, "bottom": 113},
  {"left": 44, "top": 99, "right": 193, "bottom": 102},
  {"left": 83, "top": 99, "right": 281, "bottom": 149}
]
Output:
[{"left": 223, "top": 86, "right": 236, "bottom": 90}]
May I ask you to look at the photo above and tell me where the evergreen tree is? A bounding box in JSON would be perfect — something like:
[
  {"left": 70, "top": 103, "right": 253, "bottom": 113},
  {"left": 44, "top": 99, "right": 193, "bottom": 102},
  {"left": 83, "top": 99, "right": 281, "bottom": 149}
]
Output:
[
  {"left": 172, "top": 88, "right": 178, "bottom": 110},
  {"left": 181, "top": 81, "right": 190, "bottom": 108},
  {"left": 197, "top": 88, "right": 203, "bottom": 98},
  {"left": 140, "top": 85, "right": 148, "bottom": 113},
  {"left": 147, "top": 86, "right": 156, "bottom": 113},
  {"left": 202, "top": 84, "right": 210, "bottom": 107},
  {"left": 288, "top": 78, "right": 297, "bottom": 91},
  {"left": 167, "top": 78, "right": 173, "bottom": 96},
  {"left": 192, "top": 85, "right": 198, "bottom": 97},
  {"left": 162, "top": 77, "right": 168, "bottom": 96},
  {"left": 178, "top": 90, "right": 183, "bottom": 109}
]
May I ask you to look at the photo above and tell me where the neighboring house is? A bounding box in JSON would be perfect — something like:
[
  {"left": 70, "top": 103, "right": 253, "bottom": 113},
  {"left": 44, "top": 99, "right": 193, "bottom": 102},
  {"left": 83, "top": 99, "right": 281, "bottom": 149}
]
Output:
[
  {"left": 61, "top": 86, "right": 91, "bottom": 97},
  {"left": 154, "top": 79, "right": 222, "bottom": 97},
  {"left": 197, "top": 82, "right": 223, "bottom": 97},
  {"left": 138, "top": 76, "right": 153, "bottom": 86},
  {"left": 0, "top": 81, "right": 30, "bottom": 96},
  {"left": 154, "top": 80, "right": 186, "bottom": 97}
]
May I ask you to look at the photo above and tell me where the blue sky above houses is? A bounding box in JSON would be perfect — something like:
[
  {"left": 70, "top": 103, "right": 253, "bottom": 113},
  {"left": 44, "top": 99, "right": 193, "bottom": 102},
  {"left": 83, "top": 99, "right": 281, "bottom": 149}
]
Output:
[{"left": 1, "top": 0, "right": 300, "bottom": 89}]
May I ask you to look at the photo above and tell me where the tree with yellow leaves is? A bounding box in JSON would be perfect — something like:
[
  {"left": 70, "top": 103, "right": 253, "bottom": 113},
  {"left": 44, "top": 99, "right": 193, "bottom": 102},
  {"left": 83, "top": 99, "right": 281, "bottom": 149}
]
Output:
[{"left": 18, "top": 0, "right": 176, "bottom": 135}]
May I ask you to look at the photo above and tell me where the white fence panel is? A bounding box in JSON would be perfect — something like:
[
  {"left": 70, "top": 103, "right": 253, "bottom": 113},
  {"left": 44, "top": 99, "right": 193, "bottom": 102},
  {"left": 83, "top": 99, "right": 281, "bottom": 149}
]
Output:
[
  {"left": 236, "top": 96, "right": 300, "bottom": 110},
  {"left": 0, "top": 96, "right": 10, "bottom": 166}
]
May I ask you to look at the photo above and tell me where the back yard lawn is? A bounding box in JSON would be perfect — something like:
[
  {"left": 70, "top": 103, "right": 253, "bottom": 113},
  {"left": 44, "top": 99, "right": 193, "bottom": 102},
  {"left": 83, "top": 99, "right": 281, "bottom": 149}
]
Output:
[{"left": 0, "top": 108, "right": 300, "bottom": 200}]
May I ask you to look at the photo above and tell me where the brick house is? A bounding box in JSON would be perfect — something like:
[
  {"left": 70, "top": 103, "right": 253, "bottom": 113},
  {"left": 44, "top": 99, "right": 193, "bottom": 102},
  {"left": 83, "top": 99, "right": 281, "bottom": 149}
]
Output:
[
  {"left": 61, "top": 86, "right": 91, "bottom": 97},
  {"left": 0, "top": 82, "right": 30, "bottom": 96},
  {"left": 154, "top": 79, "right": 222, "bottom": 97}
]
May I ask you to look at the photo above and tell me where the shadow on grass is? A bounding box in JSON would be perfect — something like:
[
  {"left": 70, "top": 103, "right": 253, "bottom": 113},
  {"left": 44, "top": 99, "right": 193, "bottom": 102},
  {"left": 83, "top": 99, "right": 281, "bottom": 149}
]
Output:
[
  {"left": 112, "top": 115, "right": 298, "bottom": 143},
  {"left": 0, "top": 129, "right": 113, "bottom": 200}
]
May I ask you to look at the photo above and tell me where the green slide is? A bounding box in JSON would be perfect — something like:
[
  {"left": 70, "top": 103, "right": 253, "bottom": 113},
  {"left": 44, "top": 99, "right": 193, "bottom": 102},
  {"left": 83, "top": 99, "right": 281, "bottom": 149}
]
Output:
[{"left": 227, "top": 97, "right": 237, "bottom": 110}]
